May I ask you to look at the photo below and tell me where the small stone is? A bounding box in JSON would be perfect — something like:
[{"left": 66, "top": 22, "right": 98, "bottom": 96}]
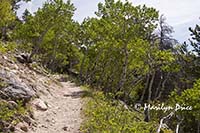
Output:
[
  {"left": 20, "top": 126, "right": 28, "bottom": 132},
  {"left": 53, "top": 111, "right": 57, "bottom": 114},
  {"left": 46, "top": 119, "right": 50, "bottom": 122},
  {"left": 13, "top": 64, "right": 19, "bottom": 70},
  {"left": 62, "top": 126, "right": 68, "bottom": 131},
  {"left": 16, "top": 122, "right": 28, "bottom": 132},
  {"left": 3, "top": 55, "right": 8, "bottom": 60},
  {"left": 52, "top": 119, "right": 55, "bottom": 124},
  {"left": 41, "top": 125, "right": 48, "bottom": 128},
  {"left": 9, "top": 125, "right": 15, "bottom": 132}
]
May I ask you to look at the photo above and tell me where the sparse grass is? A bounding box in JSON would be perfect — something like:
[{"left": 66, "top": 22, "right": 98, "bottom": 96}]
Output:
[
  {"left": 0, "top": 45, "right": 7, "bottom": 54},
  {"left": 0, "top": 79, "right": 8, "bottom": 89},
  {"left": 0, "top": 100, "right": 30, "bottom": 132},
  {"left": 0, "top": 100, "right": 25, "bottom": 121},
  {"left": 80, "top": 85, "right": 94, "bottom": 98},
  {"left": 0, "top": 41, "right": 17, "bottom": 54}
]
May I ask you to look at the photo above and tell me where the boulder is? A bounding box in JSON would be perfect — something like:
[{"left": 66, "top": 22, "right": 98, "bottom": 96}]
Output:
[
  {"left": 0, "top": 69, "right": 35, "bottom": 101},
  {"left": 32, "top": 99, "right": 48, "bottom": 111},
  {"left": 2, "top": 83, "right": 34, "bottom": 101}
]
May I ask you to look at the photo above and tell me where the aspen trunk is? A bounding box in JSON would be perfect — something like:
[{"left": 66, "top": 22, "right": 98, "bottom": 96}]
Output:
[
  {"left": 148, "top": 71, "right": 156, "bottom": 102},
  {"left": 118, "top": 44, "right": 128, "bottom": 92},
  {"left": 140, "top": 74, "right": 150, "bottom": 102}
]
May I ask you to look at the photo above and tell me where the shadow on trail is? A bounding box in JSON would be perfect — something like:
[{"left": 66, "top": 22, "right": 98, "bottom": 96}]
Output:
[{"left": 63, "top": 90, "right": 93, "bottom": 99}]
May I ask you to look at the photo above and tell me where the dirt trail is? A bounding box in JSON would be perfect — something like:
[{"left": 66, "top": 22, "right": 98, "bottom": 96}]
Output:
[{"left": 30, "top": 81, "right": 83, "bottom": 133}]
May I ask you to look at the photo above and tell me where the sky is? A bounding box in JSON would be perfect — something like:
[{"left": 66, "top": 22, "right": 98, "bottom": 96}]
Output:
[{"left": 17, "top": 0, "right": 200, "bottom": 43}]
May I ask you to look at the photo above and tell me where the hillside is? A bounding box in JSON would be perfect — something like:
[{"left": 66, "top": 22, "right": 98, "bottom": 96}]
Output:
[
  {"left": 0, "top": 53, "right": 83, "bottom": 133},
  {"left": 1, "top": 0, "right": 200, "bottom": 132}
]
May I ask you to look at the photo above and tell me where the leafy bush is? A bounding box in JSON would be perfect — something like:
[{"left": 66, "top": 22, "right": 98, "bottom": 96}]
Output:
[
  {"left": 169, "top": 79, "right": 200, "bottom": 132},
  {"left": 81, "top": 91, "right": 157, "bottom": 133}
]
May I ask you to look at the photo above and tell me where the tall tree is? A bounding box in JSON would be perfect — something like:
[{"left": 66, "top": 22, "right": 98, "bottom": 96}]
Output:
[
  {"left": 14, "top": 0, "right": 78, "bottom": 66},
  {"left": 157, "top": 14, "right": 176, "bottom": 50},
  {"left": 11, "top": 0, "right": 31, "bottom": 11},
  {"left": 189, "top": 20, "right": 200, "bottom": 56},
  {"left": 79, "top": 0, "right": 174, "bottom": 101},
  {"left": 188, "top": 20, "right": 200, "bottom": 78},
  {"left": 0, "top": 0, "right": 15, "bottom": 41}
]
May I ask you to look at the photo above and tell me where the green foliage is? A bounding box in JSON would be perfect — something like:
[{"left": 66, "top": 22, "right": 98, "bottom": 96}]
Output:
[
  {"left": 0, "top": 0, "right": 199, "bottom": 132},
  {"left": 189, "top": 21, "right": 200, "bottom": 56},
  {"left": 0, "top": 44, "right": 7, "bottom": 54},
  {"left": 188, "top": 21, "right": 200, "bottom": 78},
  {"left": 0, "top": 80, "right": 28, "bottom": 131},
  {"left": 171, "top": 79, "right": 200, "bottom": 120},
  {"left": 14, "top": 0, "right": 81, "bottom": 72},
  {"left": 0, "top": 41, "right": 17, "bottom": 53},
  {"left": 169, "top": 79, "right": 200, "bottom": 132},
  {"left": 153, "top": 49, "right": 178, "bottom": 72},
  {"left": 0, "top": 0, "right": 15, "bottom": 28},
  {"left": 79, "top": 0, "right": 161, "bottom": 97},
  {"left": 0, "top": 101, "right": 15, "bottom": 122},
  {"left": 0, "top": 0, "right": 15, "bottom": 41},
  {"left": 0, "top": 78, "right": 8, "bottom": 88},
  {"left": 81, "top": 91, "right": 157, "bottom": 133},
  {"left": 0, "top": 100, "right": 27, "bottom": 127},
  {"left": 11, "top": 0, "right": 31, "bottom": 11}
]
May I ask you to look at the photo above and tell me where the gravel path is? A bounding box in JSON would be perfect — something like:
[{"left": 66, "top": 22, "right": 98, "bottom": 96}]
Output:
[{"left": 30, "top": 81, "right": 83, "bottom": 133}]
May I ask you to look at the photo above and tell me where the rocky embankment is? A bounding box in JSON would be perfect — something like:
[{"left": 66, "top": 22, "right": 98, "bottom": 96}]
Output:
[{"left": 0, "top": 54, "right": 83, "bottom": 133}]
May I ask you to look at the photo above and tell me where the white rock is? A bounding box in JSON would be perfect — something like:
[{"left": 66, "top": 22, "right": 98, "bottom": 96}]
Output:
[
  {"left": 33, "top": 99, "right": 48, "bottom": 111},
  {"left": 2, "top": 55, "right": 8, "bottom": 60},
  {"left": 13, "top": 64, "right": 19, "bottom": 70}
]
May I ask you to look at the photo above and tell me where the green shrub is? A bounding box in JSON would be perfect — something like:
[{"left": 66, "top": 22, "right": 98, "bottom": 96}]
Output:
[
  {"left": 81, "top": 91, "right": 157, "bottom": 133},
  {"left": 169, "top": 79, "right": 200, "bottom": 132}
]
